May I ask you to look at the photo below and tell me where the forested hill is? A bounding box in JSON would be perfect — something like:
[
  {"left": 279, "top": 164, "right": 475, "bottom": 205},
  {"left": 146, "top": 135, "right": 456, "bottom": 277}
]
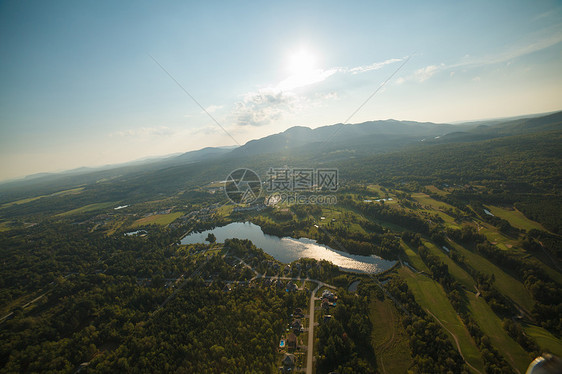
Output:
[
  {"left": 344, "top": 128, "right": 562, "bottom": 191},
  {"left": 340, "top": 128, "right": 562, "bottom": 233}
]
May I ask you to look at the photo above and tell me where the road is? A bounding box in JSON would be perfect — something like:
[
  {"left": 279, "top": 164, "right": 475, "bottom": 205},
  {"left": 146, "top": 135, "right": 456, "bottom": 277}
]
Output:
[
  {"left": 306, "top": 282, "right": 321, "bottom": 374},
  {"left": 229, "top": 255, "right": 338, "bottom": 374}
]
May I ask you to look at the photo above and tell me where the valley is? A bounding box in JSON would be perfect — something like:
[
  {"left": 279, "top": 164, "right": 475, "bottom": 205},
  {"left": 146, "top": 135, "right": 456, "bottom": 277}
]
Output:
[{"left": 0, "top": 112, "right": 561, "bottom": 373}]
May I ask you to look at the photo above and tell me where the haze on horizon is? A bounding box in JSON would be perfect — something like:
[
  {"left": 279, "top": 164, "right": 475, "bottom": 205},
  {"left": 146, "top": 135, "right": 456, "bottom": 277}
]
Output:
[{"left": 1, "top": 0, "right": 561, "bottom": 182}]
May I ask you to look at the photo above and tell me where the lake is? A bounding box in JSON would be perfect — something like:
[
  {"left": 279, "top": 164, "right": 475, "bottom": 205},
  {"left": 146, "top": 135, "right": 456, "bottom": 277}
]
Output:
[{"left": 181, "top": 221, "right": 396, "bottom": 274}]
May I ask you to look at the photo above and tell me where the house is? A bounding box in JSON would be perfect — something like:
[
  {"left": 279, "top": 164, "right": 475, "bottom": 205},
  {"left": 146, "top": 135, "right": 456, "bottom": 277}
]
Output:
[
  {"left": 322, "top": 290, "right": 337, "bottom": 301},
  {"left": 282, "top": 353, "right": 296, "bottom": 371},
  {"left": 287, "top": 333, "right": 297, "bottom": 350},
  {"left": 293, "top": 308, "right": 304, "bottom": 318},
  {"left": 322, "top": 298, "right": 336, "bottom": 308},
  {"left": 286, "top": 282, "right": 298, "bottom": 292},
  {"left": 291, "top": 319, "right": 302, "bottom": 333}
]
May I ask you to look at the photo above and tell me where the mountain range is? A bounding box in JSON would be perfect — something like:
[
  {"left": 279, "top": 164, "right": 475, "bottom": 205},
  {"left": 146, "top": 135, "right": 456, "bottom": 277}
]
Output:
[{"left": 0, "top": 111, "right": 560, "bottom": 202}]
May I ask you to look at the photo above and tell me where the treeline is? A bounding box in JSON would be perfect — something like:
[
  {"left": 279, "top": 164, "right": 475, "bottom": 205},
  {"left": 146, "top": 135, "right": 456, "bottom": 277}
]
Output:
[
  {"left": 404, "top": 229, "right": 543, "bottom": 368},
  {"left": 446, "top": 225, "right": 562, "bottom": 336},
  {"left": 341, "top": 196, "right": 430, "bottom": 234},
  {"left": 384, "top": 278, "right": 467, "bottom": 373},
  {"left": 316, "top": 290, "right": 377, "bottom": 373},
  {"left": 339, "top": 129, "right": 562, "bottom": 234},
  {"left": 475, "top": 241, "right": 562, "bottom": 336},
  {"left": 1, "top": 273, "right": 171, "bottom": 372},
  {"left": 249, "top": 207, "right": 403, "bottom": 260},
  {"left": 0, "top": 222, "right": 106, "bottom": 305},
  {"left": 249, "top": 215, "right": 312, "bottom": 237},
  {"left": 316, "top": 229, "right": 402, "bottom": 260},
  {"left": 522, "top": 229, "right": 562, "bottom": 263},
  {"left": 89, "top": 279, "right": 294, "bottom": 373},
  {"left": 411, "top": 241, "right": 516, "bottom": 373},
  {"left": 344, "top": 129, "right": 562, "bottom": 192},
  {"left": 1, "top": 236, "right": 309, "bottom": 373}
]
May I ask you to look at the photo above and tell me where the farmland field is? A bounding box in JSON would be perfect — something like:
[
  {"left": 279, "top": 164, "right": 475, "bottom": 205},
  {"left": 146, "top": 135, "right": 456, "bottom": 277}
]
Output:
[{"left": 131, "top": 212, "right": 184, "bottom": 227}]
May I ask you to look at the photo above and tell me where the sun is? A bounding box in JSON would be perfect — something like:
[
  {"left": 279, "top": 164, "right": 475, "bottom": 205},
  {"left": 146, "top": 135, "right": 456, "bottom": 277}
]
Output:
[
  {"left": 278, "top": 47, "right": 334, "bottom": 91},
  {"left": 287, "top": 48, "right": 316, "bottom": 75}
]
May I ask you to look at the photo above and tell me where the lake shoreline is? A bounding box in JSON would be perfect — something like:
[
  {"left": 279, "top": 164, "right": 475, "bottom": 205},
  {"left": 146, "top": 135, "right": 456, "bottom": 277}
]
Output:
[{"left": 182, "top": 221, "right": 397, "bottom": 274}]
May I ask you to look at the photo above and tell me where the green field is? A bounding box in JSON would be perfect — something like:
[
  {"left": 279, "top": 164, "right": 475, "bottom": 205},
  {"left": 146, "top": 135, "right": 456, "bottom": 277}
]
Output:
[
  {"left": 370, "top": 298, "right": 412, "bottom": 373},
  {"left": 56, "top": 202, "right": 116, "bottom": 217},
  {"left": 1, "top": 187, "right": 85, "bottom": 209},
  {"left": 423, "top": 241, "right": 476, "bottom": 290},
  {"left": 425, "top": 185, "right": 448, "bottom": 196},
  {"left": 366, "top": 184, "right": 385, "bottom": 196},
  {"left": 447, "top": 240, "right": 535, "bottom": 313},
  {"left": 468, "top": 293, "right": 531, "bottom": 372},
  {"left": 411, "top": 192, "right": 457, "bottom": 212},
  {"left": 525, "top": 257, "right": 562, "bottom": 285},
  {"left": 1, "top": 195, "right": 45, "bottom": 208},
  {"left": 477, "top": 222, "right": 521, "bottom": 251},
  {"left": 0, "top": 221, "right": 11, "bottom": 232},
  {"left": 216, "top": 204, "right": 233, "bottom": 217},
  {"left": 401, "top": 241, "right": 430, "bottom": 273},
  {"left": 399, "top": 268, "right": 485, "bottom": 373},
  {"left": 410, "top": 193, "right": 461, "bottom": 228},
  {"left": 486, "top": 205, "right": 546, "bottom": 232},
  {"left": 523, "top": 324, "right": 562, "bottom": 357},
  {"left": 50, "top": 187, "right": 85, "bottom": 196},
  {"left": 131, "top": 212, "right": 183, "bottom": 227}
]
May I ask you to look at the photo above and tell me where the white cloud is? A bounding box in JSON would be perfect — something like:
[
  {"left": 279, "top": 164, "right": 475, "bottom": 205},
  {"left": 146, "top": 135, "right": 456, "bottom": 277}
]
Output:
[
  {"left": 348, "top": 58, "right": 403, "bottom": 74},
  {"left": 319, "top": 91, "right": 338, "bottom": 100},
  {"left": 227, "top": 57, "right": 404, "bottom": 127},
  {"left": 275, "top": 57, "right": 404, "bottom": 91},
  {"left": 395, "top": 27, "right": 562, "bottom": 85},
  {"left": 451, "top": 28, "right": 562, "bottom": 69},
  {"left": 205, "top": 105, "right": 223, "bottom": 113},
  {"left": 188, "top": 125, "right": 221, "bottom": 136},
  {"left": 277, "top": 68, "right": 338, "bottom": 91},
  {"left": 414, "top": 64, "right": 443, "bottom": 82},
  {"left": 233, "top": 89, "right": 301, "bottom": 127}
]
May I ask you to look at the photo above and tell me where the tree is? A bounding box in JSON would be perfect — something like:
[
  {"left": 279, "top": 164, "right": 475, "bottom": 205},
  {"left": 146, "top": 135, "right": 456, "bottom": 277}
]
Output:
[{"left": 206, "top": 233, "right": 216, "bottom": 244}]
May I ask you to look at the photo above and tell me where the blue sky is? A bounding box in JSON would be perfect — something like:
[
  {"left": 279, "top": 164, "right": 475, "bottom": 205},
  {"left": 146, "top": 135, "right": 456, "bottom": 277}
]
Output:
[{"left": 1, "top": 0, "right": 561, "bottom": 181}]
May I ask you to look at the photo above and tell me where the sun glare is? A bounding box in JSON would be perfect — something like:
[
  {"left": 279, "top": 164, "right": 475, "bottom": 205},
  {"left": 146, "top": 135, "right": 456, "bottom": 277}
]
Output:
[
  {"left": 278, "top": 47, "right": 335, "bottom": 91},
  {"left": 287, "top": 48, "right": 316, "bottom": 75}
]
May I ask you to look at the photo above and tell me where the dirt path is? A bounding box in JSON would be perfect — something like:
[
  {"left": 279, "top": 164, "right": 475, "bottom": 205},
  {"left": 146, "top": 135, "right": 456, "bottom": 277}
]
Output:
[
  {"left": 374, "top": 301, "right": 396, "bottom": 374},
  {"left": 425, "top": 308, "right": 482, "bottom": 374}
]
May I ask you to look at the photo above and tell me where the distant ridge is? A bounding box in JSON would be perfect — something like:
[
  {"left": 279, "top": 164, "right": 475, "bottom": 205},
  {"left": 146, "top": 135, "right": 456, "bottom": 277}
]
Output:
[
  {"left": 230, "top": 119, "right": 460, "bottom": 157},
  {"left": 2, "top": 111, "right": 560, "bottom": 188}
]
